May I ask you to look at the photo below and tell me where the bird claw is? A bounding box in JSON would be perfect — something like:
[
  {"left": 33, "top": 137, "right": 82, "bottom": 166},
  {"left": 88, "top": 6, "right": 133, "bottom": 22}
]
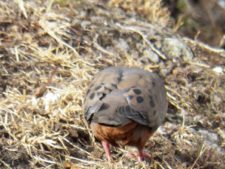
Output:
[{"left": 126, "top": 151, "right": 151, "bottom": 161}]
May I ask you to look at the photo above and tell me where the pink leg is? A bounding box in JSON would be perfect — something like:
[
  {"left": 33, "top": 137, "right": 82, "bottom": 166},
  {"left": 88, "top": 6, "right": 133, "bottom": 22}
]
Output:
[
  {"left": 101, "top": 140, "right": 111, "bottom": 161},
  {"left": 137, "top": 150, "right": 151, "bottom": 161}
]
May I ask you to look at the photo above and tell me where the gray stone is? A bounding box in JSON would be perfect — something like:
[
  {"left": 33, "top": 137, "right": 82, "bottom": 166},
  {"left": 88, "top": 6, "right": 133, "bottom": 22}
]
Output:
[
  {"left": 162, "top": 37, "right": 194, "bottom": 61},
  {"left": 143, "top": 49, "right": 159, "bottom": 63}
]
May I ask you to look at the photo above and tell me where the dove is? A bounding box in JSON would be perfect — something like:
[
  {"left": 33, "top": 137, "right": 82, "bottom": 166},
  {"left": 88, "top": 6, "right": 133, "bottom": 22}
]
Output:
[{"left": 84, "top": 67, "right": 168, "bottom": 161}]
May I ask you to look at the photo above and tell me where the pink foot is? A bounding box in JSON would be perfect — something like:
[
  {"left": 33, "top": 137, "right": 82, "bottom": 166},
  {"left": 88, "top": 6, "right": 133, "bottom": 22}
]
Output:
[{"left": 126, "top": 151, "right": 151, "bottom": 161}]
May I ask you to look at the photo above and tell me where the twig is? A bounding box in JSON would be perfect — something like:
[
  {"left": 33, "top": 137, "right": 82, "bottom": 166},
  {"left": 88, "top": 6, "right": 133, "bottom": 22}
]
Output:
[
  {"left": 66, "top": 155, "right": 102, "bottom": 165},
  {"left": 188, "top": 61, "right": 210, "bottom": 68},
  {"left": 15, "top": 0, "right": 27, "bottom": 18},
  {"left": 155, "top": 161, "right": 166, "bottom": 169},
  {"left": 39, "top": 18, "right": 80, "bottom": 57},
  {"left": 166, "top": 86, "right": 190, "bottom": 109},
  {"left": 34, "top": 67, "right": 58, "bottom": 98},
  {"left": 33, "top": 156, "right": 57, "bottom": 164},
  {"left": 190, "top": 143, "right": 207, "bottom": 169},
  {"left": 163, "top": 160, "right": 173, "bottom": 169},
  {"left": 46, "top": 0, "right": 54, "bottom": 13},
  {"left": 63, "top": 137, "right": 92, "bottom": 156},
  {"left": 0, "top": 159, "right": 11, "bottom": 169},
  {"left": 93, "top": 35, "right": 114, "bottom": 56},
  {"left": 116, "top": 23, "right": 167, "bottom": 60},
  {"left": 183, "top": 37, "right": 225, "bottom": 57}
]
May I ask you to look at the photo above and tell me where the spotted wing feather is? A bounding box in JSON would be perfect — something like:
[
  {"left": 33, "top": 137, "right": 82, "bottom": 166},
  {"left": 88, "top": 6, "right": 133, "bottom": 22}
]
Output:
[{"left": 84, "top": 67, "right": 168, "bottom": 129}]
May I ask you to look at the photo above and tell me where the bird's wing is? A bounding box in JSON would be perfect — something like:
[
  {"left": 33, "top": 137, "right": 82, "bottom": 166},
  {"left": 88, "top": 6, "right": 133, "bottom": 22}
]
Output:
[{"left": 84, "top": 67, "right": 168, "bottom": 128}]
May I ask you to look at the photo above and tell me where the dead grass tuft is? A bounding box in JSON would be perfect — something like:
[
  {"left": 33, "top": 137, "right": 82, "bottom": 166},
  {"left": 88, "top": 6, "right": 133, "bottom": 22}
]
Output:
[{"left": 109, "top": 0, "right": 170, "bottom": 27}]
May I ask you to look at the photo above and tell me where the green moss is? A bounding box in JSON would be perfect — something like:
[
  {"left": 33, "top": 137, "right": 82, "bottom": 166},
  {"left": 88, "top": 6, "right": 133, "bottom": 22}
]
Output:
[{"left": 177, "top": 0, "right": 188, "bottom": 11}]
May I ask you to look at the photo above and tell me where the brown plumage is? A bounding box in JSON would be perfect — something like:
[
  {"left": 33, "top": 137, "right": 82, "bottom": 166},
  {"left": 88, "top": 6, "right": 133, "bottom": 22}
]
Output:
[{"left": 84, "top": 67, "right": 168, "bottom": 161}]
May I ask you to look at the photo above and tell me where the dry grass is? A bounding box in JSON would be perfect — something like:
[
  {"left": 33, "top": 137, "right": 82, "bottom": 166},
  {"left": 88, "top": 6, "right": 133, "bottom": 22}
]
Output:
[
  {"left": 109, "top": 0, "right": 170, "bottom": 27},
  {"left": 0, "top": 0, "right": 224, "bottom": 168}
]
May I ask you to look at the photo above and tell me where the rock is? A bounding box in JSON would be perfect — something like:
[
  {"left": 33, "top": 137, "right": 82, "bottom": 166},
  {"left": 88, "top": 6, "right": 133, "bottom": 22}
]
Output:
[
  {"left": 213, "top": 66, "right": 224, "bottom": 74},
  {"left": 161, "top": 37, "right": 194, "bottom": 61},
  {"left": 198, "top": 129, "right": 224, "bottom": 153},
  {"left": 143, "top": 49, "right": 159, "bottom": 63},
  {"left": 116, "top": 38, "right": 129, "bottom": 52}
]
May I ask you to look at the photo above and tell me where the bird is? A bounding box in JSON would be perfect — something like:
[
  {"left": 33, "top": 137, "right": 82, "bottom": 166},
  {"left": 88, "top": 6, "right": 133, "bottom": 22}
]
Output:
[{"left": 84, "top": 67, "right": 168, "bottom": 161}]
